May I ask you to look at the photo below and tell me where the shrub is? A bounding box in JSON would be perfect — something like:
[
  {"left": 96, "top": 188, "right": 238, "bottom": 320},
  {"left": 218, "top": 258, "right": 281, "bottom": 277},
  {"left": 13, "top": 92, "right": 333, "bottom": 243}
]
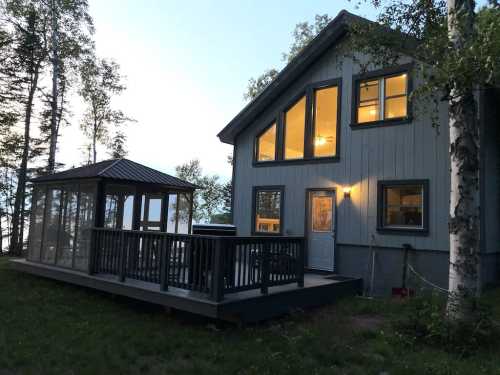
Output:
[{"left": 393, "top": 292, "right": 499, "bottom": 356}]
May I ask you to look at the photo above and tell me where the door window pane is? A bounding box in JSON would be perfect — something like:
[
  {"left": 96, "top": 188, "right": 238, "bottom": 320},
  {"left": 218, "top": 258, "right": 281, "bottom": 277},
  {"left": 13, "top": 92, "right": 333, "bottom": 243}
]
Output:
[
  {"left": 311, "top": 194, "right": 333, "bottom": 232},
  {"left": 74, "top": 184, "right": 95, "bottom": 271},
  {"left": 41, "top": 188, "right": 62, "bottom": 264},
  {"left": 284, "top": 96, "right": 306, "bottom": 159},
  {"left": 313, "top": 86, "right": 338, "bottom": 157},
  {"left": 257, "top": 123, "right": 276, "bottom": 161},
  {"left": 28, "top": 186, "right": 46, "bottom": 262},
  {"left": 56, "top": 187, "right": 78, "bottom": 268},
  {"left": 255, "top": 189, "right": 282, "bottom": 233},
  {"left": 384, "top": 185, "right": 423, "bottom": 228}
]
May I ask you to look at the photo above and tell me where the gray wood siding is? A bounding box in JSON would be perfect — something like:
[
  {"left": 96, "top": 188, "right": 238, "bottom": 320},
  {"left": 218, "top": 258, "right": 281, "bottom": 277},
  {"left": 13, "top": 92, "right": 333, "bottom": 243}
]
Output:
[
  {"left": 482, "top": 89, "right": 500, "bottom": 253},
  {"left": 233, "top": 44, "right": 451, "bottom": 252}
]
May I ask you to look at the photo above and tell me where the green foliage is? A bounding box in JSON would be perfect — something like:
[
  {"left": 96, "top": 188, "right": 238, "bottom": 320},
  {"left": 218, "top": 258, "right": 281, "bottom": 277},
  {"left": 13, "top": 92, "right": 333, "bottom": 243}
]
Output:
[
  {"left": 283, "top": 14, "right": 332, "bottom": 63},
  {"left": 108, "top": 130, "right": 128, "bottom": 159},
  {"left": 244, "top": 14, "right": 332, "bottom": 101},
  {"left": 1, "top": 257, "right": 500, "bottom": 374},
  {"left": 175, "top": 159, "right": 226, "bottom": 223},
  {"left": 393, "top": 292, "right": 499, "bottom": 356},
  {"left": 79, "top": 56, "right": 132, "bottom": 163},
  {"left": 243, "top": 68, "right": 278, "bottom": 101},
  {"left": 348, "top": 1, "right": 500, "bottom": 102}
]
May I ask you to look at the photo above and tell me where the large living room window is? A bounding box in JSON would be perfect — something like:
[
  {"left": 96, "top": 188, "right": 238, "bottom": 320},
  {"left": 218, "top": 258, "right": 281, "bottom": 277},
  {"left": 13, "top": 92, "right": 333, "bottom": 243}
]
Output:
[
  {"left": 313, "top": 85, "right": 338, "bottom": 157},
  {"left": 253, "top": 186, "right": 283, "bottom": 234},
  {"left": 284, "top": 96, "right": 306, "bottom": 160},
  {"left": 254, "top": 78, "right": 341, "bottom": 165},
  {"left": 377, "top": 180, "right": 429, "bottom": 235},
  {"left": 256, "top": 122, "right": 277, "bottom": 162}
]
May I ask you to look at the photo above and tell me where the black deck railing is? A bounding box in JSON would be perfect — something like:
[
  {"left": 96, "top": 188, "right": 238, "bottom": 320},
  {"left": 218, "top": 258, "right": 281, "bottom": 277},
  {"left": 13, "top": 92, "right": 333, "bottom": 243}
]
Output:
[{"left": 90, "top": 228, "right": 305, "bottom": 301}]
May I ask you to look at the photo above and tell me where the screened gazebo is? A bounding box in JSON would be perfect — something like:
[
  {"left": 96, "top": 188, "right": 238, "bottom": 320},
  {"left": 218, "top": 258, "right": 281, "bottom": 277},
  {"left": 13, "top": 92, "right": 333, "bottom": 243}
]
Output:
[{"left": 27, "top": 158, "right": 196, "bottom": 271}]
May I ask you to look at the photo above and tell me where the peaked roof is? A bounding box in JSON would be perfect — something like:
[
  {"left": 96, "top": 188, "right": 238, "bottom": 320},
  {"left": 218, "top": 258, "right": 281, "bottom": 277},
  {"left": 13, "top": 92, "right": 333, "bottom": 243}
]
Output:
[
  {"left": 217, "top": 10, "right": 364, "bottom": 145},
  {"left": 31, "top": 158, "right": 197, "bottom": 189}
]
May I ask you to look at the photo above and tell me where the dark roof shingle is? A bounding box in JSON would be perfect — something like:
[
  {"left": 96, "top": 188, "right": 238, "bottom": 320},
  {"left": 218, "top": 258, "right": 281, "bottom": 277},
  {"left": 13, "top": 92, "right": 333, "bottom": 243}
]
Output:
[{"left": 31, "top": 159, "right": 197, "bottom": 189}]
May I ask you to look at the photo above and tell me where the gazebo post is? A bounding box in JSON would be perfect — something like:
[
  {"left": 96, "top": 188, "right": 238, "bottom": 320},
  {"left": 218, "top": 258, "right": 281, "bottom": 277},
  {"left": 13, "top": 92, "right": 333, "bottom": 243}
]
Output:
[
  {"left": 188, "top": 191, "right": 194, "bottom": 234},
  {"left": 88, "top": 180, "right": 105, "bottom": 275}
]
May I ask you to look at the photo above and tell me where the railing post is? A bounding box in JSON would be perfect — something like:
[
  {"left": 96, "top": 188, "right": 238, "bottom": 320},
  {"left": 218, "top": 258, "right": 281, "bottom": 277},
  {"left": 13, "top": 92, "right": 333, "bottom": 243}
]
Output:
[
  {"left": 210, "top": 237, "right": 225, "bottom": 302},
  {"left": 118, "top": 231, "right": 126, "bottom": 282},
  {"left": 297, "top": 239, "right": 305, "bottom": 288},
  {"left": 160, "top": 235, "right": 169, "bottom": 292},
  {"left": 261, "top": 241, "right": 270, "bottom": 295},
  {"left": 88, "top": 229, "right": 96, "bottom": 275}
]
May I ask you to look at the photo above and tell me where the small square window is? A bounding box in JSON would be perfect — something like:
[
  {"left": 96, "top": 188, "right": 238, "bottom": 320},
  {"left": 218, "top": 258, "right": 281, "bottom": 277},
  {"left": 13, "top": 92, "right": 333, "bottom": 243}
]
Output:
[
  {"left": 355, "top": 71, "right": 409, "bottom": 125},
  {"left": 377, "top": 180, "right": 428, "bottom": 234}
]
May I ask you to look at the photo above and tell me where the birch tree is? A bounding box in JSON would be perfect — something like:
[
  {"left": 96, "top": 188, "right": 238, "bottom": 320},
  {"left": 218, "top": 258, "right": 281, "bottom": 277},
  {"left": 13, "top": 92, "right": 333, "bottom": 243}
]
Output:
[
  {"left": 347, "top": 0, "right": 500, "bottom": 321},
  {"left": 79, "top": 56, "right": 131, "bottom": 163},
  {"left": 46, "top": 0, "right": 93, "bottom": 173}
]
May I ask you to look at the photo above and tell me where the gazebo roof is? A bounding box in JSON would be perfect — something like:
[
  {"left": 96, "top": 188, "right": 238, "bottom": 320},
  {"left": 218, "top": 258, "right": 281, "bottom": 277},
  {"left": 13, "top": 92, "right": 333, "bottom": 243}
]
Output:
[{"left": 31, "top": 158, "right": 197, "bottom": 190}]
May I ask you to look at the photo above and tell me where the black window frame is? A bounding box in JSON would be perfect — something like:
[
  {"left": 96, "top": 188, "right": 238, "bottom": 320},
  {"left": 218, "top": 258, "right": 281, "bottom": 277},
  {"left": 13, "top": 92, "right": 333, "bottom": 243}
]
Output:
[
  {"left": 255, "top": 120, "right": 278, "bottom": 163},
  {"left": 253, "top": 78, "right": 342, "bottom": 167},
  {"left": 377, "top": 179, "right": 429, "bottom": 236},
  {"left": 251, "top": 185, "right": 285, "bottom": 236},
  {"left": 351, "top": 64, "right": 413, "bottom": 129}
]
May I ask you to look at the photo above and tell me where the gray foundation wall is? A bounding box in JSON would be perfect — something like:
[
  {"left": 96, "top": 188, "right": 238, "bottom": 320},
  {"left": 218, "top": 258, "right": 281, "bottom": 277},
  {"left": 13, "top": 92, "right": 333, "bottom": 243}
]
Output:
[{"left": 336, "top": 244, "right": 500, "bottom": 296}]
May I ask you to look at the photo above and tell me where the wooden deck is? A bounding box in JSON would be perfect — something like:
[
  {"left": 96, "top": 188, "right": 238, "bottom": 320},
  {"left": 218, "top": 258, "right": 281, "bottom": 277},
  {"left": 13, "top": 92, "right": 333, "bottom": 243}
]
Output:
[{"left": 10, "top": 258, "right": 362, "bottom": 323}]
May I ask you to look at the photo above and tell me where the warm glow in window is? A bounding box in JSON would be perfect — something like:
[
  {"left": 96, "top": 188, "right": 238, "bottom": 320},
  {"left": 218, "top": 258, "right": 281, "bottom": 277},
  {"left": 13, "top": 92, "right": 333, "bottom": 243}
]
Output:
[
  {"left": 257, "top": 123, "right": 276, "bottom": 161},
  {"left": 356, "top": 73, "right": 408, "bottom": 124},
  {"left": 284, "top": 96, "right": 306, "bottom": 159},
  {"left": 255, "top": 190, "right": 281, "bottom": 233},
  {"left": 357, "top": 80, "right": 380, "bottom": 123},
  {"left": 311, "top": 193, "right": 333, "bottom": 232},
  {"left": 384, "top": 74, "right": 407, "bottom": 119},
  {"left": 384, "top": 185, "right": 423, "bottom": 228},
  {"left": 313, "top": 86, "right": 338, "bottom": 157}
]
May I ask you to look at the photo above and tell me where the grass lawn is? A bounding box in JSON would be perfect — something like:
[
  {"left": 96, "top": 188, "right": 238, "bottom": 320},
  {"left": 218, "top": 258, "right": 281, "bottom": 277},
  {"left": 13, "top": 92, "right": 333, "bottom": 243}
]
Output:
[{"left": 1, "top": 256, "right": 500, "bottom": 375}]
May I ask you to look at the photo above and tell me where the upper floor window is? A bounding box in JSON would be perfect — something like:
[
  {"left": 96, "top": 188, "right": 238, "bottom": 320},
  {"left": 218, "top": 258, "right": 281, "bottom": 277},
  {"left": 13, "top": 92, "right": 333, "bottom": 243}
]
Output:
[
  {"left": 257, "top": 122, "right": 276, "bottom": 162},
  {"left": 313, "top": 86, "right": 338, "bottom": 158},
  {"left": 284, "top": 96, "right": 306, "bottom": 160},
  {"left": 356, "top": 72, "right": 408, "bottom": 125},
  {"left": 254, "top": 79, "right": 341, "bottom": 165}
]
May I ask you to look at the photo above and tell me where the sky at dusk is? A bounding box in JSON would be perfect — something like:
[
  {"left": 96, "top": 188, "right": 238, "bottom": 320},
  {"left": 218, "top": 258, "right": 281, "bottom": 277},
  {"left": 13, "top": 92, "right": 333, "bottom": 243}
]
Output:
[{"left": 58, "top": 1, "right": 380, "bottom": 180}]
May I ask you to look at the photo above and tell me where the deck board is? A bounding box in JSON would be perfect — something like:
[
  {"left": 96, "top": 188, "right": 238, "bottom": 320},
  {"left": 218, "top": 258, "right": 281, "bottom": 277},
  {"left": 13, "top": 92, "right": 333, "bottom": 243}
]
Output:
[{"left": 10, "top": 259, "right": 362, "bottom": 322}]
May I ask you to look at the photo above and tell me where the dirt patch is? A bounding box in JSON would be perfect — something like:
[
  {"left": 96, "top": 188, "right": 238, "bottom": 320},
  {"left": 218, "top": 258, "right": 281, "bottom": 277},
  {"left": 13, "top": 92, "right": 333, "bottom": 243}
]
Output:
[{"left": 350, "top": 315, "right": 386, "bottom": 331}]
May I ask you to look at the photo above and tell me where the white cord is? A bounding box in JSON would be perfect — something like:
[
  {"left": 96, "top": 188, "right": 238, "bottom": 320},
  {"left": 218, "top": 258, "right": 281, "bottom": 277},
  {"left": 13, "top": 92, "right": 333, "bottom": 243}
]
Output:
[{"left": 407, "top": 264, "right": 449, "bottom": 294}]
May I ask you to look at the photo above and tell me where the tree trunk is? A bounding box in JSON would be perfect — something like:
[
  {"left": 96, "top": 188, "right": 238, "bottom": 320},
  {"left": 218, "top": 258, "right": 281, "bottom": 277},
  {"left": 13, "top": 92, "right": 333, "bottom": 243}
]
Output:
[
  {"left": 47, "top": 0, "right": 59, "bottom": 174},
  {"left": 446, "top": 0, "right": 480, "bottom": 321},
  {"left": 9, "top": 67, "right": 40, "bottom": 256},
  {"left": 92, "top": 124, "right": 97, "bottom": 164}
]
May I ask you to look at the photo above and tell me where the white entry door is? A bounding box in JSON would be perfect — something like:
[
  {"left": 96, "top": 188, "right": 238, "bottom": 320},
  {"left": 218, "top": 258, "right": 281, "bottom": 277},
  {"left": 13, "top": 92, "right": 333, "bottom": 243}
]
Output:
[{"left": 307, "top": 190, "right": 335, "bottom": 271}]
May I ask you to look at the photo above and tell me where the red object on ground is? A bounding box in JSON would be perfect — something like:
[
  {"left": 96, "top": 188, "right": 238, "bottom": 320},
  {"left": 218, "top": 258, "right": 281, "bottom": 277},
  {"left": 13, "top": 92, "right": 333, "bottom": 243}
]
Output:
[{"left": 392, "top": 287, "right": 415, "bottom": 298}]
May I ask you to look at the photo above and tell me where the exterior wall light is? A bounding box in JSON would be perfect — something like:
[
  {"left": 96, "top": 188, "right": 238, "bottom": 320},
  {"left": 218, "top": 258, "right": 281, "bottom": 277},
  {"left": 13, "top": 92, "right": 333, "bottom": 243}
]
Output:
[{"left": 343, "top": 187, "right": 351, "bottom": 199}]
